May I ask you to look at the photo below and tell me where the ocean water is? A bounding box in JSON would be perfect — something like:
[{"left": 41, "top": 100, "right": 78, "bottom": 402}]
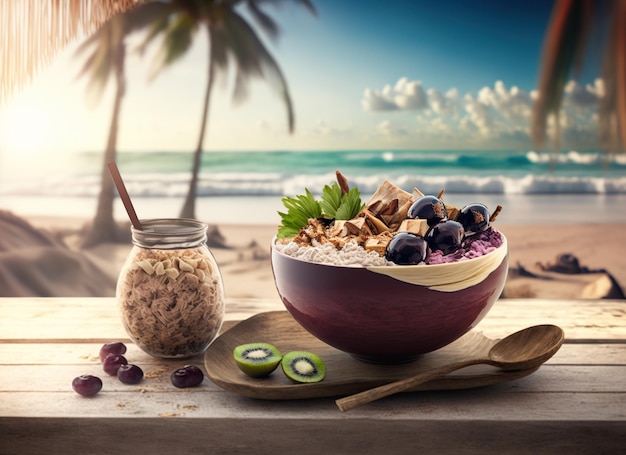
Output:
[{"left": 1, "top": 149, "right": 626, "bottom": 225}]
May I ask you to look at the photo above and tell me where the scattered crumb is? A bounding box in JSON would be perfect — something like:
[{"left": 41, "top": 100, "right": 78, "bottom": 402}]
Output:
[
  {"left": 79, "top": 354, "right": 99, "bottom": 361},
  {"left": 159, "top": 412, "right": 182, "bottom": 417},
  {"left": 180, "top": 404, "right": 198, "bottom": 410},
  {"left": 117, "top": 402, "right": 127, "bottom": 408},
  {"left": 144, "top": 365, "right": 169, "bottom": 379}
]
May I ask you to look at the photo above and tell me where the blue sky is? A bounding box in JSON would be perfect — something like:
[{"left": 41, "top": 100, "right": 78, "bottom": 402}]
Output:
[{"left": 0, "top": 0, "right": 606, "bottom": 167}]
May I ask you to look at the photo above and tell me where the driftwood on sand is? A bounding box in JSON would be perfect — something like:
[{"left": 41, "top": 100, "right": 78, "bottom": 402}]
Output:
[{"left": 505, "top": 253, "right": 625, "bottom": 300}]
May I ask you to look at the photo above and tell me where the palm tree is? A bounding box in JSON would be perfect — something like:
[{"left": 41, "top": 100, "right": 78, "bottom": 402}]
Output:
[
  {"left": 532, "top": 0, "right": 626, "bottom": 158},
  {"left": 138, "top": 0, "right": 316, "bottom": 220},
  {"left": 75, "top": 3, "right": 169, "bottom": 248}
]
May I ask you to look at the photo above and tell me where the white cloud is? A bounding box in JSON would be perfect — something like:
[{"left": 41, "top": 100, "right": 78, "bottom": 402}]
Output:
[
  {"left": 311, "top": 119, "right": 352, "bottom": 136},
  {"left": 376, "top": 120, "right": 409, "bottom": 137},
  {"left": 361, "top": 78, "right": 603, "bottom": 149},
  {"left": 462, "top": 93, "right": 495, "bottom": 137},
  {"left": 427, "top": 87, "right": 460, "bottom": 116},
  {"left": 393, "top": 77, "right": 428, "bottom": 110},
  {"left": 476, "top": 81, "right": 533, "bottom": 123},
  {"left": 362, "top": 77, "right": 428, "bottom": 112},
  {"left": 429, "top": 117, "right": 455, "bottom": 136},
  {"left": 376, "top": 120, "right": 393, "bottom": 135},
  {"left": 361, "top": 88, "right": 397, "bottom": 111},
  {"left": 564, "top": 79, "right": 603, "bottom": 109}
]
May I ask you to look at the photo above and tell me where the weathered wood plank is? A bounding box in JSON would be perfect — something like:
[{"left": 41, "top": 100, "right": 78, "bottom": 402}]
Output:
[
  {"left": 2, "top": 417, "right": 624, "bottom": 455},
  {"left": 2, "top": 342, "right": 624, "bottom": 366},
  {"left": 0, "top": 298, "right": 284, "bottom": 342},
  {"left": 1, "top": 387, "right": 625, "bottom": 420},
  {"left": 1, "top": 297, "right": 625, "bottom": 455},
  {"left": 1, "top": 298, "right": 625, "bottom": 342},
  {"left": 0, "top": 361, "right": 626, "bottom": 398}
]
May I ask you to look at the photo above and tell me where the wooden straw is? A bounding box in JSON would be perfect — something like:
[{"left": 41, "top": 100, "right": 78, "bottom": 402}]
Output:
[{"left": 107, "top": 162, "right": 143, "bottom": 230}]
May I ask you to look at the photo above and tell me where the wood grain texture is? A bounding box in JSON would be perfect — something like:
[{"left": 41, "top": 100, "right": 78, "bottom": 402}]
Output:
[
  {"left": 204, "top": 311, "right": 543, "bottom": 400},
  {"left": 2, "top": 417, "right": 625, "bottom": 455},
  {"left": 335, "top": 324, "right": 564, "bottom": 411},
  {"left": 1, "top": 297, "right": 624, "bottom": 342},
  {"left": 1, "top": 297, "right": 625, "bottom": 454}
]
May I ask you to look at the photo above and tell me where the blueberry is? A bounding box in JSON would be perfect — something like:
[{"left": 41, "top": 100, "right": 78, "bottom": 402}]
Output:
[
  {"left": 427, "top": 220, "right": 465, "bottom": 255},
  {"left": 408, "top": 195, "right": 448, "bottom": 227},
  {"left": 385, "top": 232, "right": 429, "bottom": 265},
  {"left": 456, "top": 203, "right": 490, "bottom": 235}
]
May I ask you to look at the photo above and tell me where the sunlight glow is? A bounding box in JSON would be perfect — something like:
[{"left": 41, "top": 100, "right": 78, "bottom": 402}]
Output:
[{"left": 0, "top": 101, "right": 50, "bottom": 156}]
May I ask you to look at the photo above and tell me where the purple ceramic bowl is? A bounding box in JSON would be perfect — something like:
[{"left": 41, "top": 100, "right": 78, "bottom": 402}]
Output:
[{"left": 271, "top": 234, "right": 509, "bottom": 363}]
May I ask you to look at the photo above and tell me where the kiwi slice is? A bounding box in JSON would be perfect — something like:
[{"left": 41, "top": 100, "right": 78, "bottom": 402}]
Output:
[
  {"left": 233, "top": 342, "right": 282, "bottom": 378},
  {"left": 281, "top": 351, "right": 326, "bottom": 383}
]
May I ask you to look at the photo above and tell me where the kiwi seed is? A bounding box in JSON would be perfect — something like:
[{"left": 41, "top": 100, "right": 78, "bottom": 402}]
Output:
[
  {"left": 233, "top": 342, "right": 282, "bottom": 378},
  {"left": 281, "top": 351, "right": 326, "bottom": 383}
]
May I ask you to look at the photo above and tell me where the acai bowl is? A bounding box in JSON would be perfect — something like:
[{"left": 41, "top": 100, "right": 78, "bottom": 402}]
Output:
[{"left": 271, "top": 172, "right": 508, "bottom": 363}]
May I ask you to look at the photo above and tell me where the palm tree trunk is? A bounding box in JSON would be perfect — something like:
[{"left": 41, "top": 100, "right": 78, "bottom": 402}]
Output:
[
  {"left": 179, "top": 32, "right": 216, "bottom": 220},
  {"left": 81, "top": 43, "right": 126, "bottom": 248}
]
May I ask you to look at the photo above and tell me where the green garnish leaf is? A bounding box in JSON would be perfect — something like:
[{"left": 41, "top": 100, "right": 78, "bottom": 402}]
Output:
[
  {"left": 319, "top": 183, "right": 364, "bottom": 220},
  {"left": 335, "top": 186, "right": 364, "bottom": 220},
  {"left": 319, "top": 183, "right": 343, "bottom": 219},
  {"left": 277, "top": 189, "right": 322, "bottom": 239},
  {"left": 276, "top": 179, "right": 364, "bottom": 239}
]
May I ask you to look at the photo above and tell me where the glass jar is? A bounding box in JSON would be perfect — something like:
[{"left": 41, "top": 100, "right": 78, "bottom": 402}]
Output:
[{"left": 116, "top": 218, "right": 225, "bottom": 358}]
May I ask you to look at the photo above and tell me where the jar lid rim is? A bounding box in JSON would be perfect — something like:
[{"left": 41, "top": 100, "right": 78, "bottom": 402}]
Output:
[{"left": 131, "top": 218, "right": 207, "bottom": 248}]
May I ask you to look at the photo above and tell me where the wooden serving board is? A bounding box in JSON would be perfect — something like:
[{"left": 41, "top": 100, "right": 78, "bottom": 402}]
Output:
[{"left": 204, "top": 311, "right": 540, "bottom": 400}]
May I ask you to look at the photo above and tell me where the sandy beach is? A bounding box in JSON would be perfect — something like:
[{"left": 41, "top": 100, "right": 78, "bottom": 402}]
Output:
[{"left": 1, "top": 211, "right": 624, "bottom": 301}]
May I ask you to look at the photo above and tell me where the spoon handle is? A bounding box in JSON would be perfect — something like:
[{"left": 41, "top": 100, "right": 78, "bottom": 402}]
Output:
[{"left": 336, "top": 358, "right": 485, "bottom": 412}]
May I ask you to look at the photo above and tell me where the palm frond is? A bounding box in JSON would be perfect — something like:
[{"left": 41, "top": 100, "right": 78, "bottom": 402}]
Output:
[
  {"left": 247, "top": 0, "right": 317, "bottom": 17},
  {"left": 209, "top": 27, "right": 231, "bottom": 70},
  {"left": 612, "top": 0, "right": 626, "bottom": 150},
  {"left": 151, "top": 14, "right": 197, "bottom": 76},
  {"left": 294, "top": 0, "right": 317, "bottom": 17},
  {"left": 245, "top": 1, "right": 281, "bottom": 42},
  {"left": 532, "top": 0, "right": 592, "bottom": 149},
  {"left": 533, "top": 0, "right": 626, "bottom": 156},
  {"left": 74, "top": 18, "right": 120, "bottom": 105},
  {"left": 223, "top": 8, "right": 295, "bottom": 132},
  {"left": 243, "top": 0, "right": 317, "bottom": 41},
  {"left": 137, "top": 15, "right": 173, "bottom": 56},
  {"left": 124, "top": 2, "right": 174, "bottom": 35}
]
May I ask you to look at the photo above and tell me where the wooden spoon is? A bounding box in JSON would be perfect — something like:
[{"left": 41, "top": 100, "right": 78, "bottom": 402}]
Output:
[{"left": 336, "top": 324, "right": 564, "bottom": 412}]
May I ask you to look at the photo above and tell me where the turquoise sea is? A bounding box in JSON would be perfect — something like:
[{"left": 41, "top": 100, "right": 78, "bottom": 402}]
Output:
[{"left": 1, "top": 149, "right": 626, "bottom": 225}]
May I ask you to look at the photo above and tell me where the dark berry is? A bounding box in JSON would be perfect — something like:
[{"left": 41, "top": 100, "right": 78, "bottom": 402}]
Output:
[
  {"left": 99, "top": 342, "right": 127, "bottom": 362},
  {"left": 385, "top": 232, "right": 429, "bottom": 265},
  {"left": 117, "top": 364, "right": 144, "bottom": 384},
  {"left": 426, "top": 220, "right": 465, "bottom": 255},
  {"left": 72, "top": 374, "right": 103, "bottom": 396},
  {"left": 408, "top": 195, "right": 448, "bottom": 226},
  {"left": 456, "top": 203, "right": 490, "bottom": 235},
  {"left": 171, "top": 365, "right": 204, "bottom": 388},
  {"left": 103, "top": 354, "right": 128, "bottom": 376}
]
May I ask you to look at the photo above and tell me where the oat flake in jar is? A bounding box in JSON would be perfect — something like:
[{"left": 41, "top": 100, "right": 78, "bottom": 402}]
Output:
[{"left": 116, "top": 218, "right": 225, "bottom": 358}]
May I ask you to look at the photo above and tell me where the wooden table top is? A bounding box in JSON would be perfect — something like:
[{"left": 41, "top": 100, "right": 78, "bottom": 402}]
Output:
[{"left": 1, "top": 297, "right": 625, "bottom": 455}]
